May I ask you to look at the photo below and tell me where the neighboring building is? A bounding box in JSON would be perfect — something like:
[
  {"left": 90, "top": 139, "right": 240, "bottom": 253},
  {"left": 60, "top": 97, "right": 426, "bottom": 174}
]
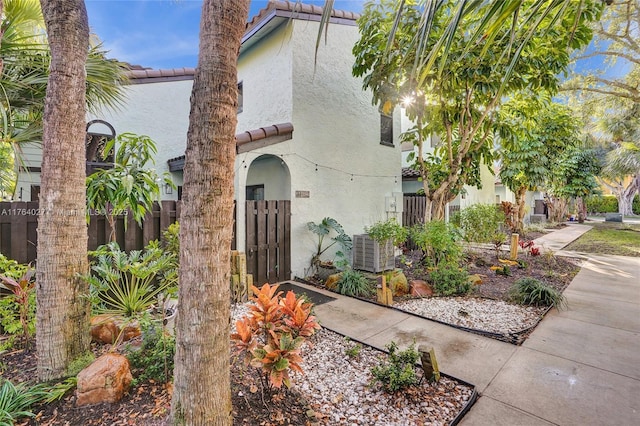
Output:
[
  {"left": 399, "top": 117, "right": 496, "bottom": 216},
  {"left": 16, "top": 1, "right": 403, "bottom": 280}
]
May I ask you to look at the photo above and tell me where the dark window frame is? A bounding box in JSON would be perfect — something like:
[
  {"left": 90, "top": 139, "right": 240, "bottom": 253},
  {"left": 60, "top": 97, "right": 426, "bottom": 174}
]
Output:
[{"left": 380, "top": 114, "right": 394, "bottom": 147}]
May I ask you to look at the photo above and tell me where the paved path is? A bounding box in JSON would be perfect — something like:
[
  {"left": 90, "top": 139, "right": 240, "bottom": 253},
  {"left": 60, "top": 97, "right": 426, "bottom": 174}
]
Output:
[{"left": 296, "top": 224, "right": 640, "bottom": 425}]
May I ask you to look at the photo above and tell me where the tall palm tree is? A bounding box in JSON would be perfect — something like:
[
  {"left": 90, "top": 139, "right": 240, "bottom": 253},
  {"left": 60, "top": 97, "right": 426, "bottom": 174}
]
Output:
[
  {"left": 0, "top": 0, "right": 126, "bottom": 199},
  {"left": 36, "top": 0, "right": 92, "bottom": 381},
  {"left": 169, "top": 0, "right": 250, "bottom": 424}
]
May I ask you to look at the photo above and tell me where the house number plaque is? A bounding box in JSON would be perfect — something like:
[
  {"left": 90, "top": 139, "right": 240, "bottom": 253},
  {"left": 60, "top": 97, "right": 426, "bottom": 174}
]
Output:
[{"left": 295, "top": 190, "right": 310, "bottom": 198}]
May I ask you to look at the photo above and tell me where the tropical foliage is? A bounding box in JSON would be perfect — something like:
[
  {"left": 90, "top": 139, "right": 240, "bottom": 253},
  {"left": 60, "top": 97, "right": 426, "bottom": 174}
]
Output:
[
  {"left": 352, "top": 0, "right": 601, "bottom": 221},
  {"left": 85, "top": 241, "right": 177, "bottom": 318},
  {"left": 86, "top": 133, "right": 174, "bottom": 241},
  {"left": 231, "top": 284, "right": 321, "bottom": 389},
  {"left": 0, "top": 0, "right": 127, "bottom": 199}
]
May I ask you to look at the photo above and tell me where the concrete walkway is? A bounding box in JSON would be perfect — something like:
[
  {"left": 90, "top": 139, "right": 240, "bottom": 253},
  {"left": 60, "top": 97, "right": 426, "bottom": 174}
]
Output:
[{"left": 296, "top": 224, "right": 640, "bottom": 425}]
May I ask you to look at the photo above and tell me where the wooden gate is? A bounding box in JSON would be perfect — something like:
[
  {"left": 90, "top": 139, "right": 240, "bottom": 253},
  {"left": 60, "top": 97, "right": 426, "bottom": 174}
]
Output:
[{"left": 245, "top": 200, "right": 291, "bottom": 285}]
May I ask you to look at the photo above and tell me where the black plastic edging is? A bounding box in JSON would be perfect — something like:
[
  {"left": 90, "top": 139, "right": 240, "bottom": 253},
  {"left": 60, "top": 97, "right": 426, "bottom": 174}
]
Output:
[{"left": 294, "top": 277, "right": 546, "bottom": 346}]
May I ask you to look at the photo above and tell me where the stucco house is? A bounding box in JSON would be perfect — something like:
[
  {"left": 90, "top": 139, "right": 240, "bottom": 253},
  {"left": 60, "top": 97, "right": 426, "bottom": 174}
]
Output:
[{"left": 16, "top": 1, "right": 405, "bottom": 281}]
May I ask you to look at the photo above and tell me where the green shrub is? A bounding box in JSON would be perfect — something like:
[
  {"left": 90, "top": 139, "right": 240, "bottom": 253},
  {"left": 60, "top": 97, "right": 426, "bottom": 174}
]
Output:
[
  {"left": 508, "top": 277, "right": 566, "bottom": 309},
  {"left": 345, "top": 342, "right": 362, "bottom": 359},
  {"left": 0, "top": 379, "right": 48, "bottom": 425},
  {"left": 371, "top": 341, "right": 419, "bottom": 393},
  {"left": 335, "top": 269, "right": 374, "bottom": 297},
  {"left": 585, "top": 195, "right": 618, "bottom": 214},
  {"left": 634, "top": 195, "right": 640, "bottom": 215},
  {"left": 0, "top": 255, "right": 29, "bottom": 279},
  {"left": 366, "top": 218, "right": 408, "bottom": 272},
  {"left": 456, "top": 203, "right": 505, "bottom": 243},
  {"left": 125, "top": 323, "right": 175, "bottom": 385},
  {"left": 430, "top": 264, "right": 472, "bottom": 296},
  {"left": 410, "top": 221, "right": 462, "bottom": 267}
]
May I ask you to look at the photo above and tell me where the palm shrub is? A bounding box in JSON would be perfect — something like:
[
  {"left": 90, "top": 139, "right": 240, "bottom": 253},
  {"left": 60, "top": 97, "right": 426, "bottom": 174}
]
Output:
[
  {"left": 335, "top": 269, "right": 374, "bottom": 297},
  {"left": 371, "top": 341, "right": 420, "bottom": 393},
  {"left": 455, "top": 203, "right": 506, "bottom": 243},
  {"left": 410, "top": 221, "right": 462, "bottom": 267},
  {"left": 0, "top": 379, "right": 48, "bottom": 425},
  {"left": 85, "top": 241, "right": 177, "bottom": 318},
  {"left": 429, "top": 264, "right": 472, "bottom": 296},
  {"left": 508, "top": 277, "right": 566, "bottom": 309}
]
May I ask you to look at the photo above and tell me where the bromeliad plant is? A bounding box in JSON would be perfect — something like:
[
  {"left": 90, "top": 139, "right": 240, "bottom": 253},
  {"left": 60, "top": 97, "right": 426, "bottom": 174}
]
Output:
[{"left": 231, "top": 283, "right": 320, "bottom": 390}]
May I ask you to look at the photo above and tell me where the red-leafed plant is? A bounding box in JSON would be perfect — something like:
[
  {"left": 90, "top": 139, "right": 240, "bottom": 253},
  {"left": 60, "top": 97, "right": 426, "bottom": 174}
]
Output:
[
  {"left": 519, "top": 239, "right": 540, "bottom": 256},
  {"left": 231, "top": 283, "right": 320, "bottom": 390},
  {"left": 0, "top": 267, "right": 36, "bottom": 347}
]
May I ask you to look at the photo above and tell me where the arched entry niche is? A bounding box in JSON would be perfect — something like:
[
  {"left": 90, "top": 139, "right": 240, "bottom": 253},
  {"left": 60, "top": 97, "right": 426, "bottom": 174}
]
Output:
[{"left": 245, "top": 154, "right": 291, "bottom": 201}]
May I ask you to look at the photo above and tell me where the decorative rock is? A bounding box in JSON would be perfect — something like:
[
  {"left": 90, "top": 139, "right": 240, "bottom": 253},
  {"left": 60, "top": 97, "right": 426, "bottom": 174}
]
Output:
[
  {"left": 325, "top": 273, "right": 342, "bottom": 290},
  {"left": 90, "top": 315, "right": 119, "bottom": 344},
  {"left": 76, "top": 353, "right": 133, "bottom": 406},
  {"left": 90, "top": 315, "right": 140, "bottom": 344},
  {"left": 409, "top": 280, "right": 433, "bottom": 297},
  {"left": 388, "top": 270, "right": 409, "bottom": 296}
]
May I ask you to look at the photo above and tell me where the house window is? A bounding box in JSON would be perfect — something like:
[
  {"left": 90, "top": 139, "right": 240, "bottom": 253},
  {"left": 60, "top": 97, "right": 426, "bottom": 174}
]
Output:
[
  {"left": 237, "top": 81, "right": 243, "bottom": 113},
  {"left": 380, "top": 114, "right": 393, "bottom": 146},
  {"left": 246, "top": 184, "right": 264, "bottom": 201},
  {"left": 31, "top": 185, "right": 40, "bottom": 201}
]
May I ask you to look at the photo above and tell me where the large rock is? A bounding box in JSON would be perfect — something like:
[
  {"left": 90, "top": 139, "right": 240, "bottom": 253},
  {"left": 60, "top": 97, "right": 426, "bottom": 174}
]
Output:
[
  {"left": 410, "top": 280, "right": 433, "bottom": 297},
  {"left": 76, "top": 353, "right": 133, "bottom": 406},
  {"left": 90, "top": 315, "right": 140, "bottom": 345},
  {"left": 325, "top": 273, "right": 342, "bottom": 290},
  {"left": 389, "top": 270, "right": 409, "bottom": 296}
]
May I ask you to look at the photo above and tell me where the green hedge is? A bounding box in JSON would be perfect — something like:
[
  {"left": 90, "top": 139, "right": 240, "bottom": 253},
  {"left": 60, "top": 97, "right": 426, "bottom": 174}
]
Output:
[
  {"left": 586, "top": 194, "right": 640, "bottom": 215},
  {"left": 586, "top": 195, "right": 618, "bottom": 213}
]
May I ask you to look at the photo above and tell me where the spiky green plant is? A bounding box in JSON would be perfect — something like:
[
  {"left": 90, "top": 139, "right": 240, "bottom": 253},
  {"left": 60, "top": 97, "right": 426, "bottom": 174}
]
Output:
[{"left": 508, "top": 277, "right": 566, "bottom": 309}]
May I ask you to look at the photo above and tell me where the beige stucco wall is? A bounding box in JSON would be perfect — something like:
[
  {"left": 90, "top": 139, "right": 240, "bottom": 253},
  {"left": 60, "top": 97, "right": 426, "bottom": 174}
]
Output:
[{"left": 234, "top": 18, "right": 403, "bottom": 278}]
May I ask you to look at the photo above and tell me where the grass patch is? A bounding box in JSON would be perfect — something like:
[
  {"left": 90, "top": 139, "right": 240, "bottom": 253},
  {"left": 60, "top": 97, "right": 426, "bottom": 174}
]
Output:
[{"left": 565, "top": 222, "right": 640, "bottom": 256}]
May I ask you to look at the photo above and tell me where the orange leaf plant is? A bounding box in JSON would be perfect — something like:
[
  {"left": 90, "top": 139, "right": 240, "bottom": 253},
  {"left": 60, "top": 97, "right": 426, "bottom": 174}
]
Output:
[{"left": 231, "top": 283, "right": 320, "bottom": 389}]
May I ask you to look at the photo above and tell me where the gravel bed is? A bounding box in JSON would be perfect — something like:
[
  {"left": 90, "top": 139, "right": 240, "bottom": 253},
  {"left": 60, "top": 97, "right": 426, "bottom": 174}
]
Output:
[
  {"left": 231, "top": 304, "right": 475, "bottom": 426},
  {"left": 394, "top": 297, "right": 547, "bottom": 334}
]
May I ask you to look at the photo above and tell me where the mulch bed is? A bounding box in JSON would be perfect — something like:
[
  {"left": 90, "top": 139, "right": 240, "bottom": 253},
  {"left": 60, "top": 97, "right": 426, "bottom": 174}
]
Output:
[{"left": 2, "top": 342, "right": 313, "bottom": 426}]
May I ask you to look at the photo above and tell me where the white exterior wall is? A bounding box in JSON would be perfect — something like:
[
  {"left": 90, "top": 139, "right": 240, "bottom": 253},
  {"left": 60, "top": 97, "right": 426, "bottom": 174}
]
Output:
[
  {"left": 234, "top": 19, "right": 403, "bottom": 277},
  {"left": 236, "top": 23, "right": 293, "bottom": 133},
  {"left": 89, "top": 79, "right": 193, "bottom": 200}
]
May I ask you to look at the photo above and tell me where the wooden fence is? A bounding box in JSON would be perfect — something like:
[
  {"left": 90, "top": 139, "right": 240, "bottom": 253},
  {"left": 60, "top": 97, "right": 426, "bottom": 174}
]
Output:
[
  {"left": 245, "top": 200, "right": 291, "bottom": 285},
  {"left": 402, "top": 195, "right": 461, "bottom": 227},
  {"left": 0, "top": 201, "right": 182, "bottom": 264}
]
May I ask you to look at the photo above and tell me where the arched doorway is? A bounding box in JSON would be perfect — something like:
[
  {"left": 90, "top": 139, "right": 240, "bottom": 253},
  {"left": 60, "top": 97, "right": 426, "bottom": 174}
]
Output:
[{"left": 245, "top": 155, "right": 292, "bottom": 284}]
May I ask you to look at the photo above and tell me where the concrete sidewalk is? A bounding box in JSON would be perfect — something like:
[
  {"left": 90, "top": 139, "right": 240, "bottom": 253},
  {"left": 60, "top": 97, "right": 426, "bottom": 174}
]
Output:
[{"left": 298, "top": 224, "right": 640, "bottom": 425}]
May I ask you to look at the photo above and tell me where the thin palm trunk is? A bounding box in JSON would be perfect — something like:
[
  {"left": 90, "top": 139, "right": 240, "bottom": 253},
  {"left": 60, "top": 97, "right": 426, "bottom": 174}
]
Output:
[
  {"left": 170, "top": 1, "right": 249, "bottom": 424},
  {"left": 36, "top": 0, "right": 91, "bottom": 381}
]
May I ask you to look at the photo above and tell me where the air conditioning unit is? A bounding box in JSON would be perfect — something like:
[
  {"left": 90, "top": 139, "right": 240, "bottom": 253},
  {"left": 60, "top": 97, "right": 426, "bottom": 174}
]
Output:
[{"left": 352, "top": 234, "right": 395, "bottom": 273}]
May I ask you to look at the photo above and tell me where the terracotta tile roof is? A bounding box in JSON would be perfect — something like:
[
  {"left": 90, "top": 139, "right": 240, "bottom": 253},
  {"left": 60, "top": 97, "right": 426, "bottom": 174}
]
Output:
[
  {"left": 125, "top": 67, "right": 196, "bottom": 83},
  {"left": 247, "top": 0, "right": 360, "bottom": 31},
  {"left": 402, "top": 167, "right": 421, "bottom": 179},
  {"left": 127, "top": 2, "right": 359, "bottom": 82},
  {"left": 167, "top": 122, "right": 294, "bottom": 171}
]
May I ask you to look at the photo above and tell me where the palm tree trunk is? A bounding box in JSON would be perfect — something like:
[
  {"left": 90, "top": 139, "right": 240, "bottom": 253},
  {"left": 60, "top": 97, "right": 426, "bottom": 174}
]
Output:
[
  {"left": 170, "top": 1, "right": 249, "bottom": 424},
  {"left": 36, "top": 0, "right": 91, "bottom": 381}
]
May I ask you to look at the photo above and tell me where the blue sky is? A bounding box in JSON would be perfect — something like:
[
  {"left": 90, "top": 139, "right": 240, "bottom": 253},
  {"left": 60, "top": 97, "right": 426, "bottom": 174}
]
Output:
[{"left": 85, "top": 1, "right": 365, "bottom": 70}]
